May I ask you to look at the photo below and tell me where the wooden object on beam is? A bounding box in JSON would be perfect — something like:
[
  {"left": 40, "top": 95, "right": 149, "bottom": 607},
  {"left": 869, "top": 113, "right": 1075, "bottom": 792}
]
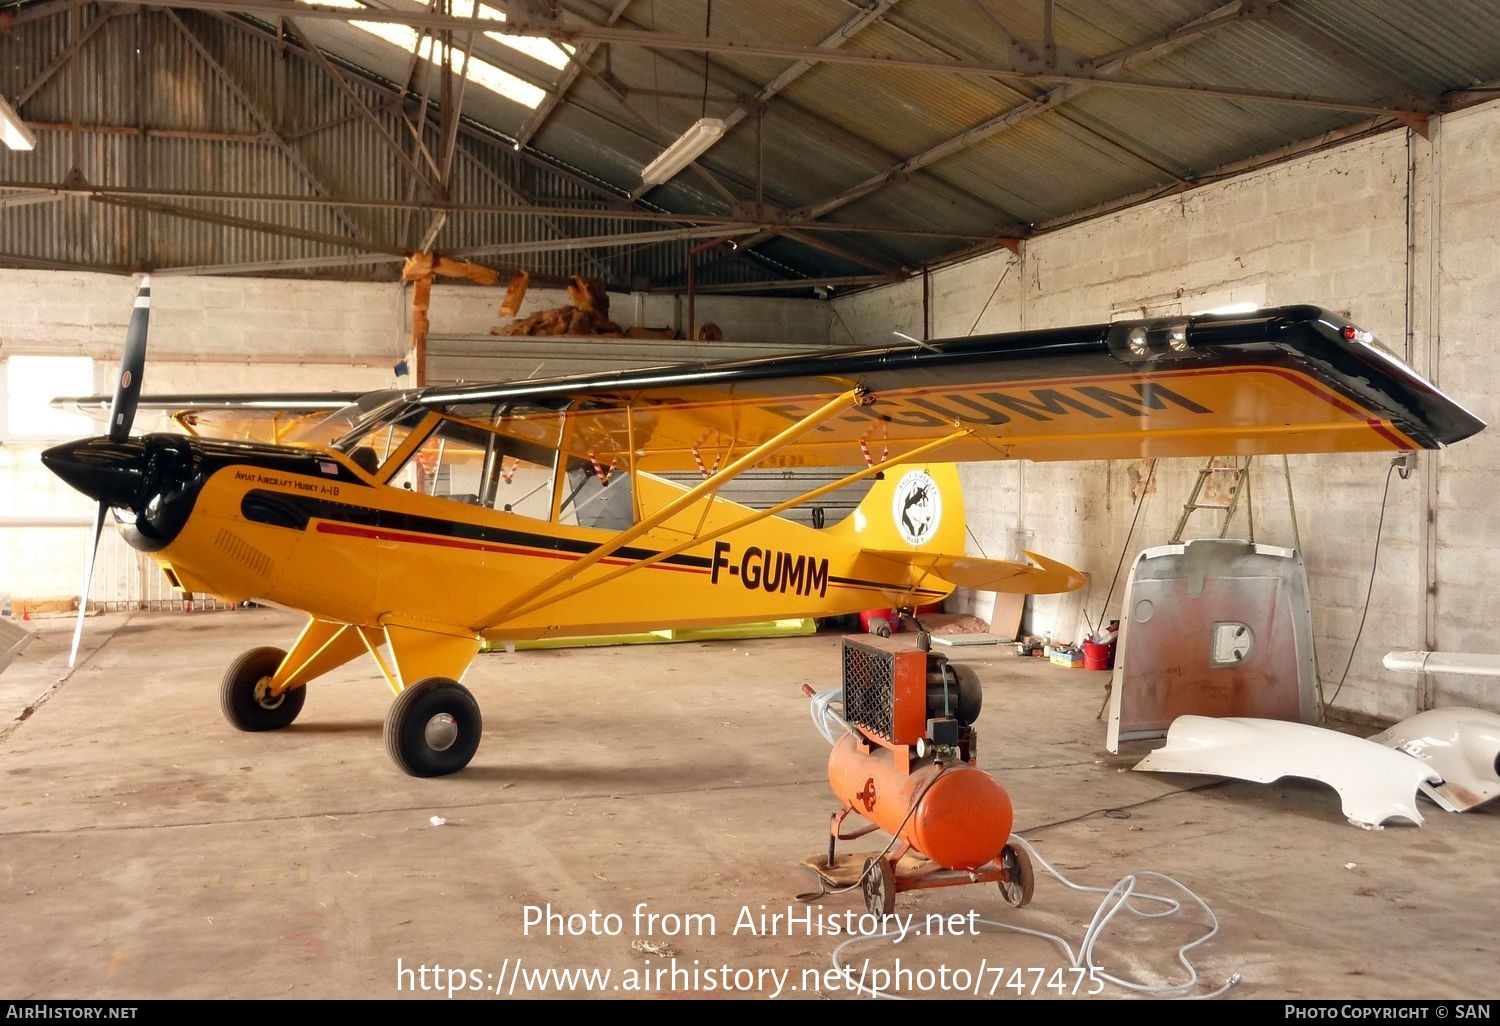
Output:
[
  {"left": 403, "top": 251, "right": 500, "bottom": 285},
  {"left": 566, "top": 274, "right": 609, "bottom": 315},
  {"left": 404, "top": 251, "right": 503, "bottom": 386},
  {"left": 491, "top": 275, "right": 623, "bottom": 337},
  {"left": 410, "top": 274, "right": 433, "bottom": 387},
  {"left": 499, "top": 271, "right": 530, "bottom": 317}
]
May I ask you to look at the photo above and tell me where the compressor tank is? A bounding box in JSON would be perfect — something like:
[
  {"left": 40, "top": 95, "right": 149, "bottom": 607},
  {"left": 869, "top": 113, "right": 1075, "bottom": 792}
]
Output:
[{"left": 828, "top": 734, "right": 1014, "bottom": 871}]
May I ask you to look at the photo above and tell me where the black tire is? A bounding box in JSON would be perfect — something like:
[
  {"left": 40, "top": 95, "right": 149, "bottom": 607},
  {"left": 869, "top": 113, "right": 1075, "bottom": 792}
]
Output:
[
  {"left": 384, "top": 677, "right": 482, "bottom": 777},
  {"left": 862, "top": 856, "right": 896, "bottom": 916},
  {"left": 220, "top": 646, "right": 305, "bottom": 731}
]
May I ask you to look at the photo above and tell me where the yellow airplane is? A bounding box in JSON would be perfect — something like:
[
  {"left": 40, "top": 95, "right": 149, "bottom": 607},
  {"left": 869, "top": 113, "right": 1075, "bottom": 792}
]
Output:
[{"left": 43, "top": 279, "right": 1484, "bottom": 776}]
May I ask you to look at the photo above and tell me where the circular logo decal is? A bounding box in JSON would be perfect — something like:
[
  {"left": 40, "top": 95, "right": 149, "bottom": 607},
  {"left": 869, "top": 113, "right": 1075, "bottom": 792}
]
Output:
[
  {"left": 120, "top": 370, "right": 132, "bottom": 389},
  {"left": 891, "top": 469, "right": 942, "bottom": 546}
]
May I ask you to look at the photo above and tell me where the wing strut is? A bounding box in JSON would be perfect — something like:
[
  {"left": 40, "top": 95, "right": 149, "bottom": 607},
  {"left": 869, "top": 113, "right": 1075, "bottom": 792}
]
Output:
[
  {"left": 491, "top": 428, "right": 973, "bottom": 627},
  {"left": 473, "top": 387, "right": 871, "bottom": 629}
]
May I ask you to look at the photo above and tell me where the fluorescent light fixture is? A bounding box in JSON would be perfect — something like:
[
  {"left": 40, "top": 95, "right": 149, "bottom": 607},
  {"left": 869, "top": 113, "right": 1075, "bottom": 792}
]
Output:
[
  {"left": 641, "top": 117, "right": 726, "bottom": 187},
  {"left": 0, "top": 95, "right": 36, "bottom": 151}
]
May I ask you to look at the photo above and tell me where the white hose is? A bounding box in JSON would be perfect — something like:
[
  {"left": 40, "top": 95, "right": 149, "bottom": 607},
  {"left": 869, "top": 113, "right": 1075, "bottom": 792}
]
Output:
[
  {"left": 829, "top": 835, "right": 1238, "bottom": 1000},
  {"left": 808, "top": 686, "right": 851, "bottom": 746}
]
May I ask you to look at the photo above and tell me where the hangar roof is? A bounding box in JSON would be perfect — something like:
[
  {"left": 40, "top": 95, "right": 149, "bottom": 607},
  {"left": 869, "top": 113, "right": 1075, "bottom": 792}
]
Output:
[{"left": 1, "top": 0, "right": 1497, "bottom": 294}]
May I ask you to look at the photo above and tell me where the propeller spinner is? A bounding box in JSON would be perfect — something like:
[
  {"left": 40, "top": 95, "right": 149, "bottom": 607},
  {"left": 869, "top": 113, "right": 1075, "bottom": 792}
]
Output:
[{"left": 48, "top": 276, "right": 151, "bottom": 668}]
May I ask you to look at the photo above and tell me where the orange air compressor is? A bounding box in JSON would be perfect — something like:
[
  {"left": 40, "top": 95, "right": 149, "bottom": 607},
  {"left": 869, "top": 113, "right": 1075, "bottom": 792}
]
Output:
[{"left": 808, "top": 634, "right": 1035, "bottom": 916}]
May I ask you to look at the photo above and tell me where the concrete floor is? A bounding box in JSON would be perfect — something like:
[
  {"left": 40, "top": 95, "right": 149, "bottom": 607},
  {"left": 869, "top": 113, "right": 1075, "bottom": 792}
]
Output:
[{"left": 0, "top": 607, "right": 1495, "bottom": 1001}]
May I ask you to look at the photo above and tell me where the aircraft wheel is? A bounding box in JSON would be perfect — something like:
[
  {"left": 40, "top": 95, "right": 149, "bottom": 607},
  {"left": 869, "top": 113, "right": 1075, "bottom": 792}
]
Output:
[
  {"left": 862, "top": 856, "right": 896, "bottom": 917},
  {"left": 870, "top": 619, "right": 892, "bottom": 638},
  {"left": 384, "top": 677, "right": 482, "bottom": 777},
  {"left": 220, "top": 646, "right": 305, "bottom": 731},
  {"left": 997, "top": 842, "right": 1035, "bottom": 908}
]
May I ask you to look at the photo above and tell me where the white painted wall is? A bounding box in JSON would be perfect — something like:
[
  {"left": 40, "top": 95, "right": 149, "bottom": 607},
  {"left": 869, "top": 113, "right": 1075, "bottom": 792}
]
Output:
[
  {"left": 833, "top": 101, "right": 1500, "bottom": 722},
  {"left": 0, "top": 271, "right": 830, "bottom": 604}
]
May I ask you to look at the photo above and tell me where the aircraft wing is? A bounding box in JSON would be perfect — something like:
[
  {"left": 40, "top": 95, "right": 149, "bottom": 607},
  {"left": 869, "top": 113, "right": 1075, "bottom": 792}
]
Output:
[
  {"left": 53, "top": 392, "right": 374, "bottom": 445},
  {"left": 419, "top": 305, "right": 1483, "bottom": 472}
]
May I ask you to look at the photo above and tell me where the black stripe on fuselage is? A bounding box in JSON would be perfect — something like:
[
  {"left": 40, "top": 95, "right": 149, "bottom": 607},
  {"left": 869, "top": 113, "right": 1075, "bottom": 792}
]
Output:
[{"left": 239, "top": 487, "right": 715, "bottom": 569}]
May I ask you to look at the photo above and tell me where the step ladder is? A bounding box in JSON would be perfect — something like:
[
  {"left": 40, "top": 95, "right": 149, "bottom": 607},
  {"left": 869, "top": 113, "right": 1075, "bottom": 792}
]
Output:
[{"left": 1170, "top": 456, "right": 1253, "bottom": 543}]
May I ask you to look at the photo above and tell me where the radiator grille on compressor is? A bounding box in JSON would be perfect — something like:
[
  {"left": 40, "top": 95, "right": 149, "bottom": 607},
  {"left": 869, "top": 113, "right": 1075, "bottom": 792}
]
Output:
[{"left": 841, "top": 638, "right": 895, "bottom": 741}]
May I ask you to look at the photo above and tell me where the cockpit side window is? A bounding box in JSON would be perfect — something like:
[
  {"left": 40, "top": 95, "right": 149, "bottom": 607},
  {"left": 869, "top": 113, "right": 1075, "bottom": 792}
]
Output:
[
  {"left": 387, "top": 416, "right": 490, "bottom": 502},
  {"left": 385, "top": 410, "right": 559, "bottom": 521},
  {"left": 557, "top": 457, "right": 634, "bottom": 530}
]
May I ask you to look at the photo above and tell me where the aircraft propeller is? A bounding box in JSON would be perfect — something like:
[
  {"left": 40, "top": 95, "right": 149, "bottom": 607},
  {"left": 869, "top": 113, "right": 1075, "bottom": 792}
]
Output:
[{"left": 65, "top": 276, "right": 151, "bottom": 668}]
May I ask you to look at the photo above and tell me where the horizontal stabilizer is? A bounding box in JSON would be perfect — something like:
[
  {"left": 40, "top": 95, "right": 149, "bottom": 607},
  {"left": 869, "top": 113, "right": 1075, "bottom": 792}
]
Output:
[{"left": 861, "top": 549, "right": 1085, "bottom": 595}]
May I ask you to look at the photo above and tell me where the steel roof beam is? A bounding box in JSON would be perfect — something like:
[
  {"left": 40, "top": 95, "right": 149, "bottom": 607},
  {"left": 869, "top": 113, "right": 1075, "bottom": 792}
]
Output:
[
  {"left": 14, "top": 8, "right": 115, "bottom": 107},
  {"left": 92, "top": 194, "right": 409, "bottom": 255},
  {"left": 280, "top": 13, "right": 438, "bottom": 189},
  {"left": 1032, "top": 114, "right": 1392, "bottom": 234},
  {"left": 450, "top": 145, "right": 616, "bottom": 279},
  {"left": 964, "top": 0, "right": 1044, "bottom": 71},
  {"left": 649, "top": 273, "right": 898, "bottom": 294},
  {"left": 736, "top": 0, "right": 1273, "bottom": 253},
  {"left": 1263, "top": 5, "right": 1437, "bottom": 136},
  {"left": 164, "top": 9, "right": 376, "bottom": 245},
  {"left": 11, "top": 0, "right": 98, "bottom": 27},
  {"left": 778, "top": 228, "right": 905, "bottom": 276},
  {"left": 515, "top": 0, "right": 634, "bottom": 148},
  {"left": 0, "top": 180, "right": 1008, "bottom": 240},
  {"left": 122, "top": 0, "right": 1435, "bottom": 117}
]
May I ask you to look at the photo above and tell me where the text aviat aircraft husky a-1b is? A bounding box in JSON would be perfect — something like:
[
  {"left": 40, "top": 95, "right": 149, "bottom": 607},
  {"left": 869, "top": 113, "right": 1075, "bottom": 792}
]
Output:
[{"left": 42, "top": 279, "right": 1483, "bottom": 777}]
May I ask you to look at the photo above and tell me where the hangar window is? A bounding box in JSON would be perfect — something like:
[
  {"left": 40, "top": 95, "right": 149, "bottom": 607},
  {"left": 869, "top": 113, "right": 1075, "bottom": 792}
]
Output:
[{"left": 4, "top": 355, "right": 94, "bottom": 439}]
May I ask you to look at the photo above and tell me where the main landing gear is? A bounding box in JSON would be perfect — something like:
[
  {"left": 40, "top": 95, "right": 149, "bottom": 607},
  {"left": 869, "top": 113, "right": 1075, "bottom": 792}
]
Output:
[
  {"left": 383, "top": 677, "right": 483, "bottom": 778},
  {"left": 219, "top": 646, "right": 483, "bottom": 777}
]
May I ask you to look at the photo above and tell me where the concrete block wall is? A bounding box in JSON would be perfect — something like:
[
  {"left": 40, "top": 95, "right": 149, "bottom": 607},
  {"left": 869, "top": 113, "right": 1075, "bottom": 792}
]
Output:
[
  {"left": 833, "top": 100, "right": 1500, "bottom": 722},
  {"left": 0, "top": 270, "right": 830, "bottom": 601}
]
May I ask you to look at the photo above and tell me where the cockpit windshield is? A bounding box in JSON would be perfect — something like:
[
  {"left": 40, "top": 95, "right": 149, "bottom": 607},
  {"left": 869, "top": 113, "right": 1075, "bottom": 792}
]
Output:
[{"left": 328, "top": 394, "right": 424, "bottom": 454}]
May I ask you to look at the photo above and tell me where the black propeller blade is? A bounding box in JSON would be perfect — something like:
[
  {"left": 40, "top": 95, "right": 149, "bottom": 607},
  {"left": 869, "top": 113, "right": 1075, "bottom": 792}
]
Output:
[
  {"left": 68, "top": 275, "right": 150, "bottom": 669},
  {"left": 109, "top": 276, "right": 150, "bottom": 443}
]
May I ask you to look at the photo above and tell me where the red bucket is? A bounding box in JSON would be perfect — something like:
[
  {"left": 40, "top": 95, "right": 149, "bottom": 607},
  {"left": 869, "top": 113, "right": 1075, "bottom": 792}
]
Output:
[{"left": 1082, "top": 640, "right": 1115, "bottom": 671}]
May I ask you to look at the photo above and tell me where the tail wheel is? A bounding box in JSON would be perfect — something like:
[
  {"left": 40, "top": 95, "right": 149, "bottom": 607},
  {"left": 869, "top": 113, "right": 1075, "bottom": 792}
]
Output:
[
  {"left": 220, "top": 646, "right": 305, "bottom": 731},
  {"left": 862, "top": 856, "right": 896, "bottom": 916},
  {"left": 384, "top": 677, "right": 482, "bottom": 777},
  {"left": 998, "top": 842, "right": 1035, "bottom": 908}
]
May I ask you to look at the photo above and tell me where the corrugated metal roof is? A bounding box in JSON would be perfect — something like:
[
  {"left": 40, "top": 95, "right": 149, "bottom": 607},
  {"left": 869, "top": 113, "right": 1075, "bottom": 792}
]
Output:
[{"left": 1, "top": 0, "right": 1498, "bottom": 291}]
